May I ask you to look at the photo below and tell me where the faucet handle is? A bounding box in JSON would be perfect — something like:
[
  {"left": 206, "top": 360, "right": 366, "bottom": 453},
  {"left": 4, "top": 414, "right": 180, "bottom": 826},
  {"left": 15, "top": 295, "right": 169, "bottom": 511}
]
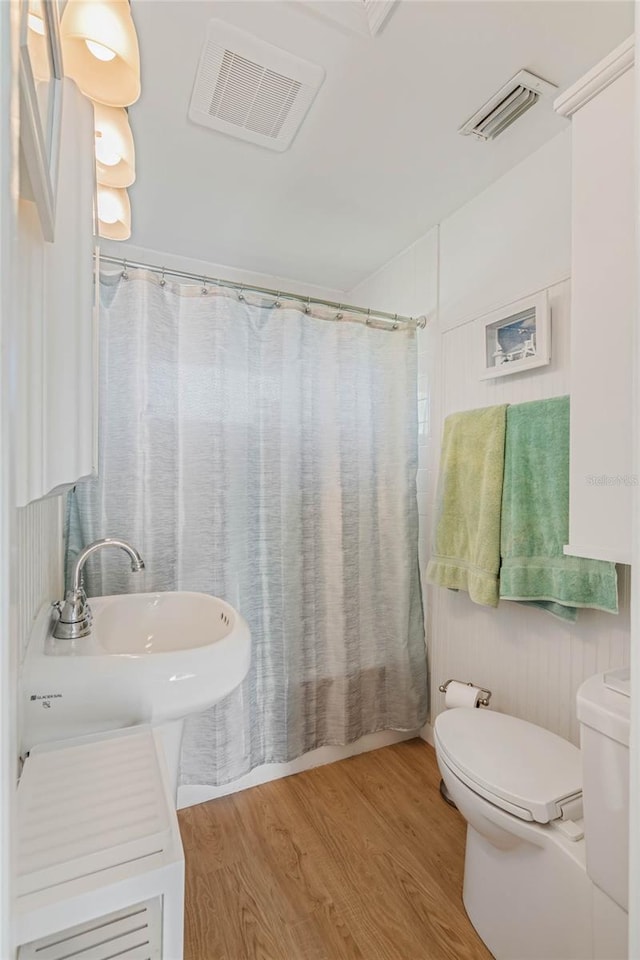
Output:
[{"left": 52, "top": 589, "right": 92, "bottom": 640}]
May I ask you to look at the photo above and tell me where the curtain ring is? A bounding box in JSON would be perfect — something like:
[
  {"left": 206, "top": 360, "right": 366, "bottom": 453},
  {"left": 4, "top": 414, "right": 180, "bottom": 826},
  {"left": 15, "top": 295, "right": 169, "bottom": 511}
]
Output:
[
  {"left": 121, "top": 259, "right": 129, "bottom": 281},
  {"left": 393, "top": 313, "right": 399, "bottom": 330},
  {"left": 238, "top": 288, "right": 245, "bottom": 302},
  {"left": 274, "top": 292, "right": 282, "bottom": 308},
  {"left": 201, "top": 277, "right": 208, "bottom": 296},
  {"left": 304, "top": 297, "right": 312, "bottom": 314},
  {"left": 336, "top": 304, "right": 344, "bottom": 320},
  {"left": 366, "top": 308, "right": 371, "bottom": 325},
  {"left": 160, "top": 268, "right": 166, "bottom": 287}
]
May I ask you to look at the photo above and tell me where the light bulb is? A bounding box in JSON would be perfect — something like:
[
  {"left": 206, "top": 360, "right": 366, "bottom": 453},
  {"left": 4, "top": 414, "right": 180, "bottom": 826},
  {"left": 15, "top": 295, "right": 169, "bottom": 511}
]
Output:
[
  {"left": 85, "top": 38, "right": 116, "bottom": 61},
  {"left": 98, "top": 192, "right": 120, "bottom": 224},
  {"left": 95, "top": 131, "right": 122, "bottom": 167},
  {"left": 28, "top": 12, "right": 45, "bottom": 34},
  {"left": 97, "top": 186, "right": 131, "bottom": 240},
  {"left": 94, "top": 104, "right": 135, "bottom": 187},
  {"left": 97, "top": 147, "right": 122, "bottom": 166}
]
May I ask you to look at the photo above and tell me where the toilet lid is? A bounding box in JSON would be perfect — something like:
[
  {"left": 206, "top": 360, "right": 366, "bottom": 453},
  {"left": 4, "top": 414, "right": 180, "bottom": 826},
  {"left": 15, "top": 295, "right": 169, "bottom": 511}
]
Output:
[{"left": 434, "top": 708, "right": 582, "bottom": 824}]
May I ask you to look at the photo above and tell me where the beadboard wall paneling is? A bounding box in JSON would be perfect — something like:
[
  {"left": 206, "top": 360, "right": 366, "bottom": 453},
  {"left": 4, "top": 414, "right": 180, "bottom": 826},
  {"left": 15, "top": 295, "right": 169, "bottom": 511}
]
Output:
[
  {"left": 430, "top": 567, "right": 630, "bottom": 745},
  {"left": 15, "top": 496, "right": 64, "bottom": 660},
  {"left": 431, "top": 278, "right": 629, "bottom": 745},
  {"left": 347, "top": 130, "right": 631, "bottom": 746}
]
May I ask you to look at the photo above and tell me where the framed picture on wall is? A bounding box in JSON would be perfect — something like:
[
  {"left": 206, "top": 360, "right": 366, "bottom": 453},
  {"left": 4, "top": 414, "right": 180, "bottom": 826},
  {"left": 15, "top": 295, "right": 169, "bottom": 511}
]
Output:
[
  {"left": 478, "top": 291, "right": 550, "bottom": 380},
  {"left": 19, "top": 0, "right": 63, "bottom": 242}
]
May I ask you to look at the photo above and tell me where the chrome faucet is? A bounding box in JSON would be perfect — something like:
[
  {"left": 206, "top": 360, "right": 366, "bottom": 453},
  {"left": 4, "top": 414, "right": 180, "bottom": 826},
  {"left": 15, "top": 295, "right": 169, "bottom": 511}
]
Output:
[{"left": 53, "top": 538, "right": 145, "bottom": 641}]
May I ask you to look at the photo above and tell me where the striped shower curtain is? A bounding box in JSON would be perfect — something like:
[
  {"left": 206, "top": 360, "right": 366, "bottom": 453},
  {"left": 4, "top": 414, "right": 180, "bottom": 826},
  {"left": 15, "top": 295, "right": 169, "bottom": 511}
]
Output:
[{"left": 68, "top": 268, "right": 428, "bottom": 785}]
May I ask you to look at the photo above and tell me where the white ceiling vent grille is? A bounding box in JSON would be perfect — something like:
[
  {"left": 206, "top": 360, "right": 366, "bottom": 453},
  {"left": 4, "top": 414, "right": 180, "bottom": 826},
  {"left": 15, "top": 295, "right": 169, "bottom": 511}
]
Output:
[
  {"left": 301, "top": 1, "right": 397, "bottom": 37},
  {"left": 362, "top": 0, "right": 398, "bottom": 36},
  {"left": 459, "top": 69, "right": 558, "bottom": 141},
  {"left": 189, "top": 20, "right": 325, "bottom": 152}
]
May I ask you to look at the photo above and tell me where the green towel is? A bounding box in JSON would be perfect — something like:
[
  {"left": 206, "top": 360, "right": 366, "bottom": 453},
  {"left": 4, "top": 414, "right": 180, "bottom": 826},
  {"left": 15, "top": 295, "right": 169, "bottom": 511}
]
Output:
[
  {"left": 426, "top": 404, "right": 507, "bottom": 607},
  {"left": 499, "top": 396, "right": 618, "bottom": 621}
]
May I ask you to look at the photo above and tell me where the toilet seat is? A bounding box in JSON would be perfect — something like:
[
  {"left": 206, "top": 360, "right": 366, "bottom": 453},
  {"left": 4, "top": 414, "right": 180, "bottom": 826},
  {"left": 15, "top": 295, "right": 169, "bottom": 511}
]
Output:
[{"left": 434, "top": 708, "right": 582, "bottom": 824}]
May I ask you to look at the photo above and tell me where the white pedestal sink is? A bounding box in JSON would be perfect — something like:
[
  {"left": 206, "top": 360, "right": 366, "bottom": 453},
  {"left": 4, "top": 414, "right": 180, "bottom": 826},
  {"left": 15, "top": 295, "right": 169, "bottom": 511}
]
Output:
[{"left": 21, "top": 592, "right": 251, "bottom": 800}]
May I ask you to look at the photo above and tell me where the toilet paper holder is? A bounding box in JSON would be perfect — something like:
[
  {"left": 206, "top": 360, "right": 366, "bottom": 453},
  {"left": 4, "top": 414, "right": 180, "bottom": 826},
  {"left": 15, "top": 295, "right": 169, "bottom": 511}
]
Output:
[{"left": 438, "top": 678, "right": 492, "bottom": 707}]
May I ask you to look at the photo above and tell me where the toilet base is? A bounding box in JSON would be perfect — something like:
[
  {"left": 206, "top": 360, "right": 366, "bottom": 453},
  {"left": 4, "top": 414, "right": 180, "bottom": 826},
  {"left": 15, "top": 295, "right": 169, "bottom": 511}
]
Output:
[
  {"left": 439, "top": 778, "right": 457, "bottom": 808},
  {"left": 463, "top": 825, "right": 627, "bottom": 960}
]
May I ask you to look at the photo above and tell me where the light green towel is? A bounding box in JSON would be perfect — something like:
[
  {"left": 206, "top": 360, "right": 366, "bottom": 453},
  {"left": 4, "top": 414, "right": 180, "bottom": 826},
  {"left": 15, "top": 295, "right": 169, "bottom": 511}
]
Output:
[
  {"left": 426, "top": 404, "right": 507, "bottom": 607},
  {"left": 499, "top": 396, "right": 618, "bottom": 621}
]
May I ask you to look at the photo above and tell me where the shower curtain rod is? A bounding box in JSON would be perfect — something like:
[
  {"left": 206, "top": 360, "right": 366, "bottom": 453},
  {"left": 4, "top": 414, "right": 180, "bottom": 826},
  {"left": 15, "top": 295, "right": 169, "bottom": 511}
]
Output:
[{"left": 98, "top": 255, "right": 428, "bottom": 329}]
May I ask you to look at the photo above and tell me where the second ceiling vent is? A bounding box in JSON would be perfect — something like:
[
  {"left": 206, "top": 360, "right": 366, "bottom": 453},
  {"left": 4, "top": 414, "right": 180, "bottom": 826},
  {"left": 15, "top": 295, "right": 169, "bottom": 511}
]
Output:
[
  {"left": 189, "top": 20, "right": 325, "bottom": 152},
  {"left": 459, "top": 69, "right": 557, "bottom": 141}
]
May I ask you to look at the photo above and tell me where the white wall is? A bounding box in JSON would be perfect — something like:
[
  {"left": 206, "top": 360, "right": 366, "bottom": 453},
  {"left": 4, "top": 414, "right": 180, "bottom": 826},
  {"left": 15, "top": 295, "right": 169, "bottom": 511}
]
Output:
[
  {"left": 0, "top": 5, "right": 18, "bottom": 952},
  {"left": 0, "top": 4, "right": 66, "bottom": 953},
  {"left": 4, "top": 255, "right": 67, "bottom": 956},
  {"left": 349, "top": 128, "right": 630, "bottom": 745},
  {"left": 437, "top": 130, "right": 572, "bottom": 332},
  {"left": 629, "top": 21, "right": 640, "bottom": 955},
  {"left": 98, "top": 240, "right": 346, "bottom": 303}
]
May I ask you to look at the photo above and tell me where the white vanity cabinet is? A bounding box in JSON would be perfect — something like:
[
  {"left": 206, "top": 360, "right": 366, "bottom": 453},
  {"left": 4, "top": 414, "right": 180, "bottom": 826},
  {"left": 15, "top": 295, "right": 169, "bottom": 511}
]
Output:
[
  {"left": 555, "top": 38, "right": 635, "bottom": 565},
  {"left": 15, "top": 728, "right": 184, "bottom": 959},
  {"left": 16, "top": 78, "right": 97, "bottom": 506}
]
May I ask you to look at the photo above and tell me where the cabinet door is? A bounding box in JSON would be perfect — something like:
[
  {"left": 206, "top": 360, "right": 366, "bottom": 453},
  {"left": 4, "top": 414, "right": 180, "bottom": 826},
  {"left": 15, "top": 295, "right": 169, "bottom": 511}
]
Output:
[
  {"left": 16, "top": 79, "right": 96, "bottom": 506},
  {"left": 42, "top": 79, "right": 96, "bottom": 499},
  {"left": 565, "top": 67, "right": 635, "bottom": 564}
]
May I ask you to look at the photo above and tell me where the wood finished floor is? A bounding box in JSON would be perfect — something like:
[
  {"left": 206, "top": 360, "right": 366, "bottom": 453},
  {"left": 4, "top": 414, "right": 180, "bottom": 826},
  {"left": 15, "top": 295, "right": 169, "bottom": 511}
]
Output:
[{"left": 178, "top": 739, "right": 493, "bottom": 960}]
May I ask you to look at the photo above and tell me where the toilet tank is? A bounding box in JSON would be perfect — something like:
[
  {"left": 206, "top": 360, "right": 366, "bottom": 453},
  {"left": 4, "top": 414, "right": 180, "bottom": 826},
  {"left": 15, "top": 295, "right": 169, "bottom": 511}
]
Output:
[{"left": 576, "top": 668, "right": 630, "bottom": 912}]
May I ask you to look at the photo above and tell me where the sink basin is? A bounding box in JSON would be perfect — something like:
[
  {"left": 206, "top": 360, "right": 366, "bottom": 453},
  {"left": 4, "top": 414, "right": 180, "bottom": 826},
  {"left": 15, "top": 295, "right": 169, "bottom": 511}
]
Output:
[
  {"left": 21, "top": 591, "right": 251, "bottom": 756},
  {"left": 92, "top": 591, "right": 239, "bottom": 654}
]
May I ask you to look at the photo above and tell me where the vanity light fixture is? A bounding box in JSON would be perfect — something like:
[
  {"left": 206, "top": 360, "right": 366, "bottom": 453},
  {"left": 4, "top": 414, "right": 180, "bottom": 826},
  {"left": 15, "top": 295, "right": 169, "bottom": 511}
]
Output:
[
  {"left": 94, "top": 102, "right": 135, "bottom": 187},
  {"left": 60, "top": 0, "right": 141, "bottom": 106},
  {"left": 97, "top": 184, "right": 131, "bottom": 240}
]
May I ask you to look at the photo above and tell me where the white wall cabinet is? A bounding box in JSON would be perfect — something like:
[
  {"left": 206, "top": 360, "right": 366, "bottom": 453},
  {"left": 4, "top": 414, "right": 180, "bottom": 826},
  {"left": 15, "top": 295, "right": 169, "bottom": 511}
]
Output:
[
  {"left": 16, "top": 78, "right": 97, "bottom": 507},
  {"left": 555, "top": 38, "right": 635, "bottom": 565}
]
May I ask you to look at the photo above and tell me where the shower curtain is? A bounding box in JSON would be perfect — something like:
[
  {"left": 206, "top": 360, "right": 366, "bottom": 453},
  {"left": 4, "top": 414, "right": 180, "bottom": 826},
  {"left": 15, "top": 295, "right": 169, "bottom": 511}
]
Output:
[{"left": 68, "top": 268, "right": 428, "bottom": 785}]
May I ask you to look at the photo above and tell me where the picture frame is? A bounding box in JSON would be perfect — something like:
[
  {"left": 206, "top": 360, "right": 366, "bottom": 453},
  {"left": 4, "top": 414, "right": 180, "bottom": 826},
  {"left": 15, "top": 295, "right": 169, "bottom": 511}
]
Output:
[
  {"left": 478, "top": 290, "right": 550, "bottom": 380},
  {"left": 19, "top": 0, "right": 63, "bottom": 242}
]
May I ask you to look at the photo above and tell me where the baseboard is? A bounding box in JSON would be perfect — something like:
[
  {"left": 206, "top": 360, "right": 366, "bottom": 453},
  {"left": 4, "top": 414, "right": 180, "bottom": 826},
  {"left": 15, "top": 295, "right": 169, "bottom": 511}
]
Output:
[
  {"left": 420, "top": 721, "right": 434, "bottom": 746},
  {"left": 178, "top": 728, "right": 420, "bottom": 809}
]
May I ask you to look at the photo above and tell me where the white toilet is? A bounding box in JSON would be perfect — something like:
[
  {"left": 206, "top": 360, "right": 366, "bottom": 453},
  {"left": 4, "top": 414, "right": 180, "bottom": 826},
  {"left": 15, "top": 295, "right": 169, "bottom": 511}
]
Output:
[{"left": 434, "top": 669, "right": 630, "bottom": 960}]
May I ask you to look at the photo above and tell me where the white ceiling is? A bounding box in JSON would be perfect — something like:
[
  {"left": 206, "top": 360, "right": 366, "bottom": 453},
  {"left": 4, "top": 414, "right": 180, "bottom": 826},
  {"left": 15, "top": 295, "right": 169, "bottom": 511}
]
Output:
[{"left": 127, "top": 0, "right": 633, "bottom": 291}]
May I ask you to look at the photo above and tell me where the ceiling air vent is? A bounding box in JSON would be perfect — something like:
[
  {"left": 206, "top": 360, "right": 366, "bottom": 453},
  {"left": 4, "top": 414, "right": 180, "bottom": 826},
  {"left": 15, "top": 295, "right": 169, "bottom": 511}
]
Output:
[
  {"left": 301, "top": 1, "right": 396, "bottom": 37},
  {"left": 189, "top": 20, "right": 325, "bottom": 152},
  {"left": 362, "top": 1, "right": 398, "bottom": 36},
  {"left": 459, "top": 70, "right": 557, "bottom": 141}
]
